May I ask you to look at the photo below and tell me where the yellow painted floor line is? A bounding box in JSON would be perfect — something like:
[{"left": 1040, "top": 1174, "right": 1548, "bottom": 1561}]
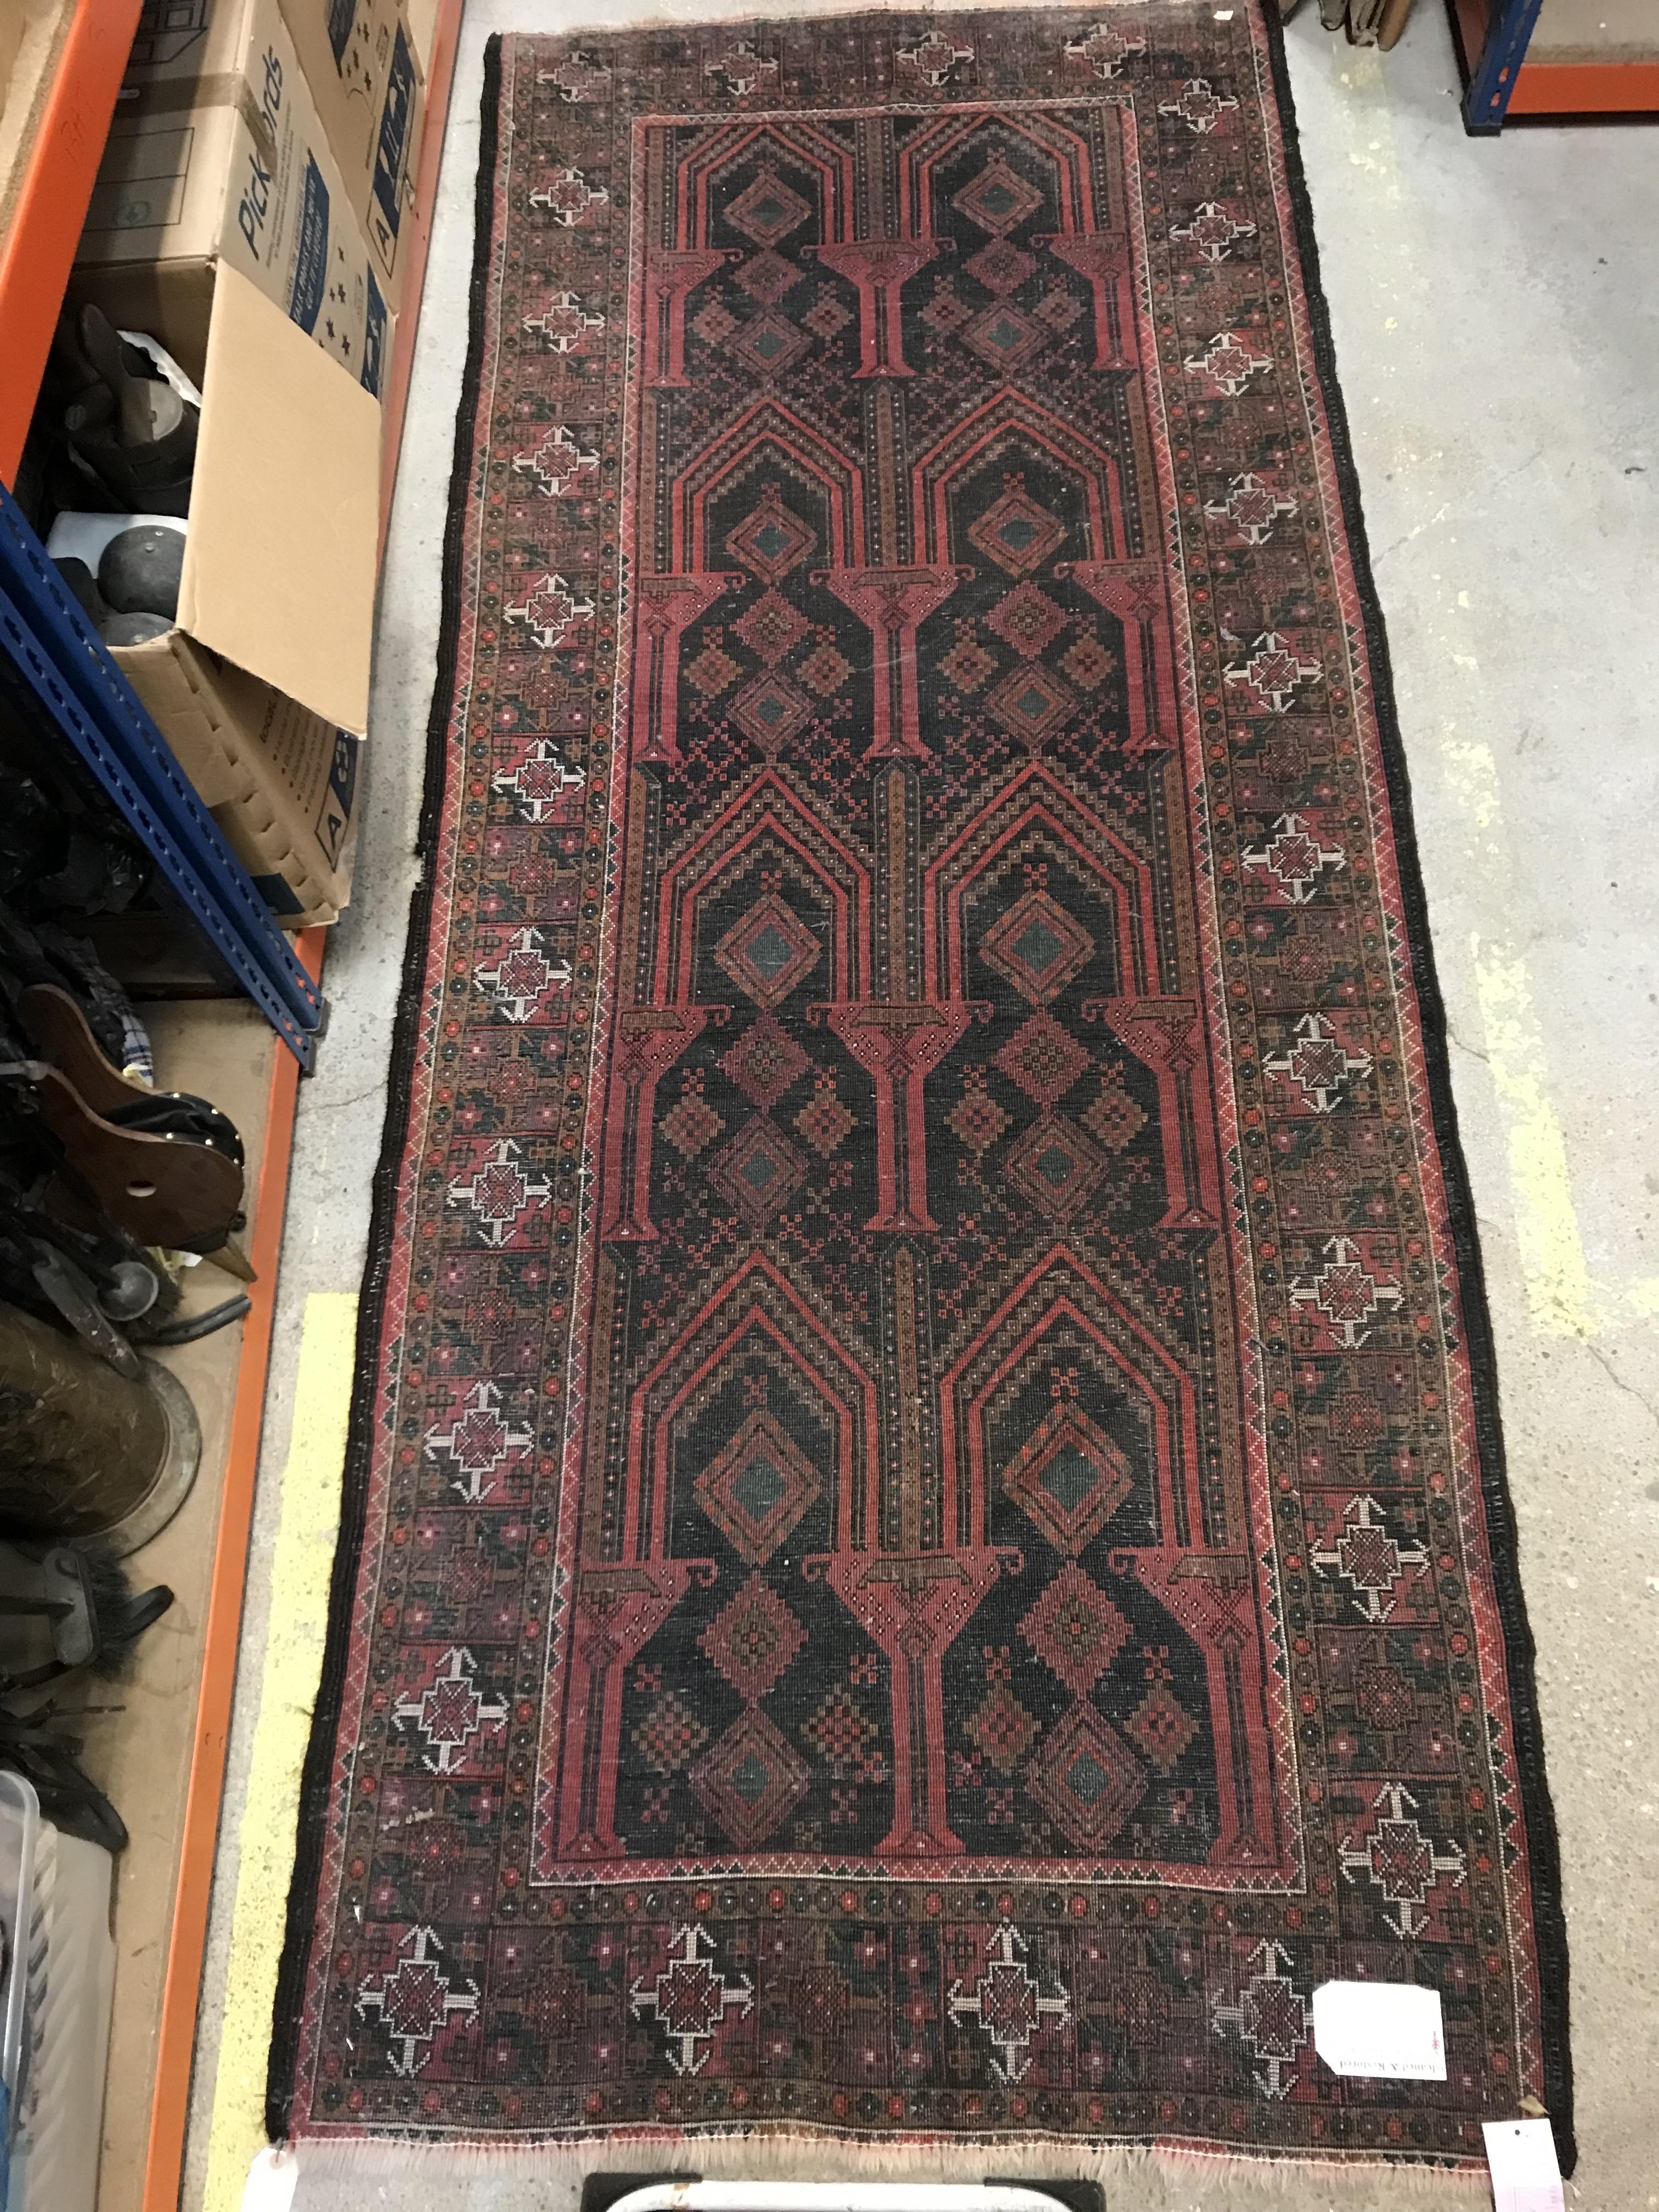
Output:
[
  {"left": 1471, "top": 935, "right": 1598, "bottom": 1340},
  {"left": 1437, "top": 730, "right": 1659, "bottom": 1335},
  {"left": 202, "top": 1293, "right": 358, "bottom": 2212}
]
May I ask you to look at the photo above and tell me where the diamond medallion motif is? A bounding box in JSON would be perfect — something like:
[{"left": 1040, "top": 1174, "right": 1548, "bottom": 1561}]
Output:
[
  {"left": 966, "top": 240, "right": 1036, "bottom": 296},
  {"left": 803, "top": 1688, "right": 888, "bottom": 1779},
  {"left": 720, "top": 1014, "right": 811, "bottom": 1107},
  {"left": 633, "top": 1690, "right": 710, "bottom": 1774},
  {"left": 662, "top": 1077, "right": 725, "bottom": 1158},
  {"left": 987, "top": 664, "right": 1076, "bottom": 750},
  {"left": 726, "top": 166, "right": 811, "bottom": 247},
  {"left": 1019, "top": 1561, "right": 1131, "bottom": 1695},
  {"left": 794, "top": 1072, "right": 855, "bottom": 1154},
  {"left": 708, "top": 1116, "right": 809, "bottom": 1224},
  {"left": 730, "top": 671, "right": 814, "bottom": 756},
  {"left": 691, "top": 1706, "right": 811, "bottom": 1847},
  {"left": 995, "top": 1009, "right": 1092, "bottom": 1103},
  {"left": 1002, "top": 1402, "right": 1134, "bottom": 1554},
  {"left": 1081, "top": 1070, "right": 1147, "bottom": 1151},
  {"left": 1126, "top": 1679, "right": 1199, "bottom": 1773},
  {"left": 980, "top": 889, "right": 1095, "bottom": 1004},
  {"left": 732, "top": 587, "right": 809, "bottom": 663},
  {"left": 964, "top": 1681, "right": 1040, "bottom": 1771},
  {"left": 985, "top": 580, "right": 1068, "bottom": 659},
  {"left": 953, "top": 156, "right": 1043, "bottom": 236},
  {"left": 713, "top": 894, "right": 822, "bottom": 1007},
  {"left": 698, "top": 1571, "right": 808, "bottom": 1700},
  {"left": 735, "top": 248, "right": 800, "bottom": 303},
  {"left": 1003, "top": 1114, "right": 1109, "bottom": 1223},
  {"left": 967, "top": 486, "right": 1069, "bottom": 575},
  {"left": 962, "top": 303, "right": 1047, "bottom": 373},
  {"left": 947, "top": 1068, "right": 1011, "bottom": 1156},
  {"left": 1025, "top": 1702, "right": 1146, "bottom": 1848},
  {"left": 695, "top": 1407, "right": 821, "bottom": 1564},
  {"left": 726, "top": 488, "right": 817, "bottom": 580},
  {"left": 729, "top": 312, "right": 810, "bottom": 379}
]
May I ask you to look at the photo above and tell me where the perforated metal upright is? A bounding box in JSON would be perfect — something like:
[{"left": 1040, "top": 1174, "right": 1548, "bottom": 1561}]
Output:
[
  {"left": 0, "top": 479, "right": 323, "bottom": 1066},
  {"left": 1457, "top": 0, "right": 1550, "bottom": 129}
]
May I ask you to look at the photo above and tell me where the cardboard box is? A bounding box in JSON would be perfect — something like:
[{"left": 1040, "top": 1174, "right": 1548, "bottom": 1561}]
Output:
[
  {"left": 78, "top": 0, "right": 393, "bottom": 396},
  {"left": 67, "top": 257, "right": 379, "bottom": 924},
  {"left": 276, "top": 0, "right": 424, "bottom": 301},
  {"left": 123, "top": 631, "right": 362, "bottom": 919},
  {"left": 402, "top": 0, "right": 439, "bottom": 78}
]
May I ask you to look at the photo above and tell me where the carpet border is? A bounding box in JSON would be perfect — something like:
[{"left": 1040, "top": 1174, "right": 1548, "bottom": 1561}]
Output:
[
  {"left": 264, "top": 31, "right": 508, "bottom": 2140},
  {"left": 264, "top": 5, "right": 1576, "bottom": 2166},
  {"left": 1255, "top": 2, "right": 1575, "bottom": 2171}
]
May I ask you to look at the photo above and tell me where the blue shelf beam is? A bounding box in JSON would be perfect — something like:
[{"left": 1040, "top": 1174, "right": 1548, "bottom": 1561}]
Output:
[{"left": 0, "top": 479, "right": 323, "bottom": 1066}]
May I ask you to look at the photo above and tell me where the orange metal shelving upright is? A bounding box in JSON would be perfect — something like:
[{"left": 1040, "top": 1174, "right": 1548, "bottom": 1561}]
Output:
[
  {"left": 135, "top": 10, "right": 464, "bottom": 2207},
  {"left": 0, "top": 0, "right": 143, "bottom": 486},
  {"left": 4, "top": 0, "right": 464, "bottom": 2197}
]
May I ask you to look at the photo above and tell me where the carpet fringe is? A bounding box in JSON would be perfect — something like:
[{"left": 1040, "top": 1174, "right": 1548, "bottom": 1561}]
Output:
[{"left": 269, "top": 2130, "right": 1491, "bottom": 2209}]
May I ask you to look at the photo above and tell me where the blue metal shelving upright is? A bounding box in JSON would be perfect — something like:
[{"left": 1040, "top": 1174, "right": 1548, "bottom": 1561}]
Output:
[
  {"left": 0, "top": 478, "right": 323, "bottom": 1067},
  {"left": 1459, "top": 0, "right": 1550, "bottom": 130}
]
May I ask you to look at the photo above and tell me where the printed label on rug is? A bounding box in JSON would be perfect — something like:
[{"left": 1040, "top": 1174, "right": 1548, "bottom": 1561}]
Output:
[
  {"left": 1312, "top": 1980, "right": 1446, "bottom": 2078},
  {"left": 1482, "top": 2119, "right": 1566, "bottom": 2212}
]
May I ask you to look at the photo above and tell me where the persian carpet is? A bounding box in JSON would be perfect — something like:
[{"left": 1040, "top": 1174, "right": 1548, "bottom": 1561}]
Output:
[{"left": 270, "top": 5, "right": 1571, "bottom": 2182}]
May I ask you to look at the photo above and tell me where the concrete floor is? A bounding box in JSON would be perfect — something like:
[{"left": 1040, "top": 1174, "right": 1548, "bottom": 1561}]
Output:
[{"left": 182, "top": 6, "right": 1659, "bottom": 2208}]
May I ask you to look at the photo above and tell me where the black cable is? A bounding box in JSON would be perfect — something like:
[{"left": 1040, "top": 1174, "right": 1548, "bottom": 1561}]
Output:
[{"left": 138, "top": 1292, "right": 250, "bottom": 1345}]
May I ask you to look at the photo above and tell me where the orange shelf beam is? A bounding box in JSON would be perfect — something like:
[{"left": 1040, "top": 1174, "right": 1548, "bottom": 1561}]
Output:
[
  {"left": 378, "top": 0, "right": 464, "bottom": 557},
  {"left": 0, "top": 0, "right": 142, "bottom": 487},
  {"left": 1508, "top": 58, "right": 1659, "bottom": 112},
  {"left": 138, "top": 926, "right": 322, "bottom": 2212},
  {"left": 136, "top": 9, "right": 465, "bottom": 2207}
]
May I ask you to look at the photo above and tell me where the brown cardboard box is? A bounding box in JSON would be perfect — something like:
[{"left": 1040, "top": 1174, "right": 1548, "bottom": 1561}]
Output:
[
  {"left": 69, "top": 257, "right": 379, "bottom": 923},
  {"left": 77, "top": 0, "right": 394, "bottom": 395},
  {"left": 402, "top": 0, "right": 439, "bottom": 77},
  {"left": 276, "top": 0, "right": 424, "bottom": 300}
]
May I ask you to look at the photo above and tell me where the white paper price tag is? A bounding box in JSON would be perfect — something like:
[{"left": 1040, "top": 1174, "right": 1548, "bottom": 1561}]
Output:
[
  {"left": 1311, "top": 1980, "right": 1446, "bottom": 2079},
  {"left": 1483, "top": 2118, "right": 1565, "bottom": 2212}
]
